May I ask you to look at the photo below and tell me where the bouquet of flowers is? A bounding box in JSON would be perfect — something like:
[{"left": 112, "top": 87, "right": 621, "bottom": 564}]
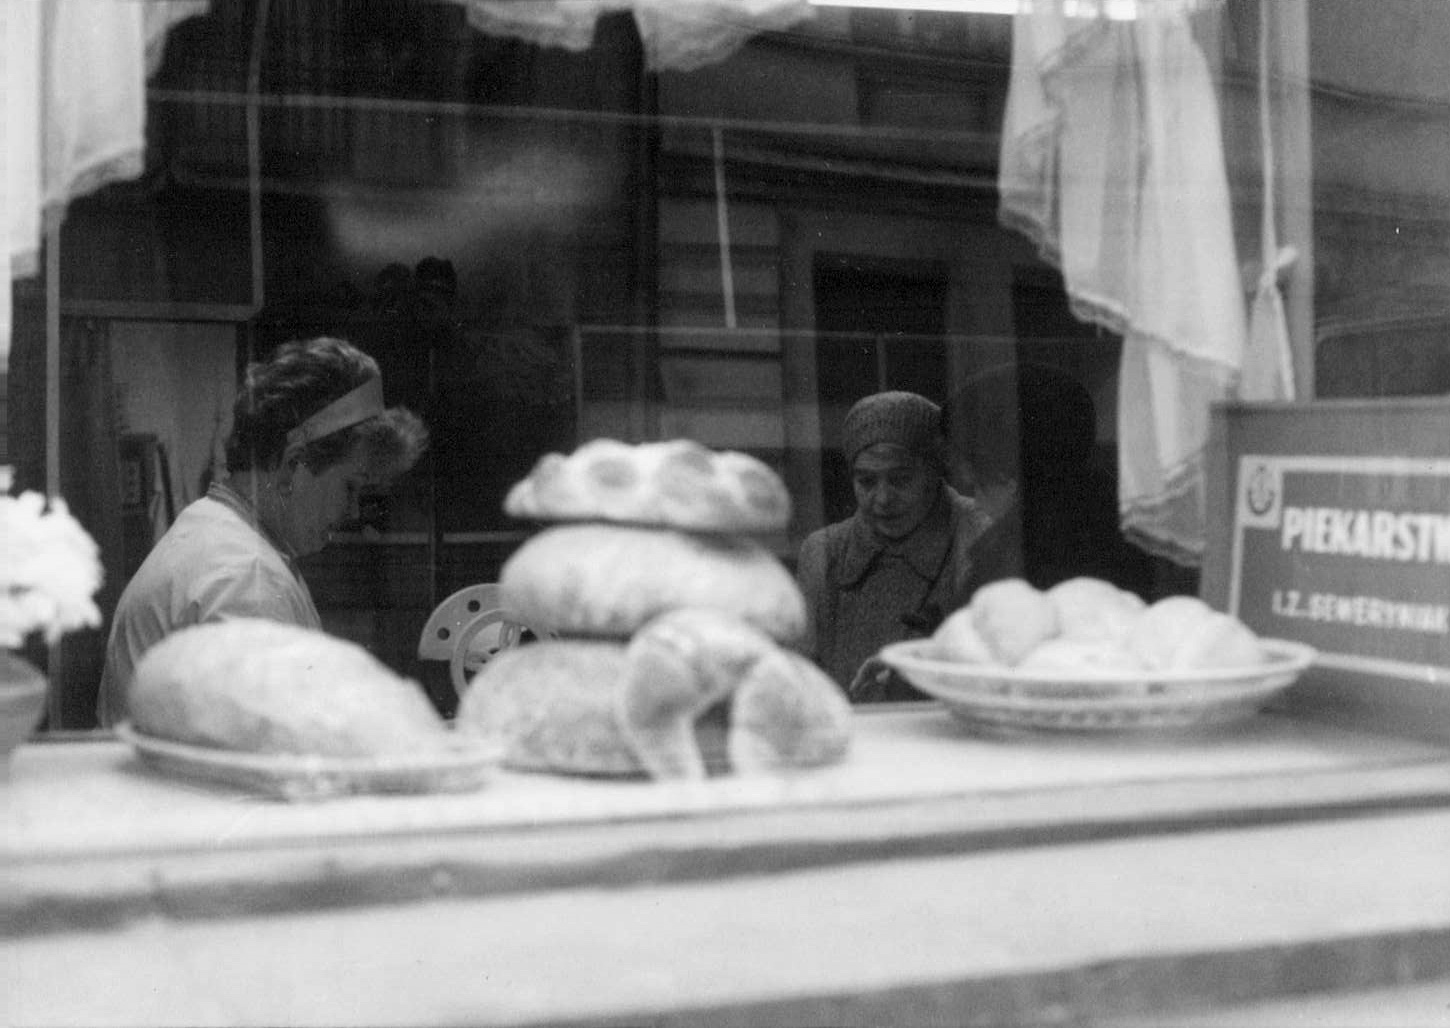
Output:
[{"left": 0, "top": 490, "right": 103, "bottom": 648}]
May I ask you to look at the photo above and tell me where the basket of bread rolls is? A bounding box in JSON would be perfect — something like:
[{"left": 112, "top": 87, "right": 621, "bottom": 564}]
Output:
[
  {"left": 455, "top": 438, "right": 852, "bottom": 780},
  {"left": 878, "top": 577, "right": 1315, "bottom": 733}
]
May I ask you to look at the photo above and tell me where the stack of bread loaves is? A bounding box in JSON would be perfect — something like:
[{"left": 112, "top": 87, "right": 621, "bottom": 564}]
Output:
[
  {"left": 456, "top": 439, "right": 852, "bottom": 780},
  {"left": 931, "top": 576, "right": 1266, "bottom": 676}
]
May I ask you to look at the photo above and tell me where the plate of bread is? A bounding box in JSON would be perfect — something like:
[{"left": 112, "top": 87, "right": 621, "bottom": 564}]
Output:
[
  {"left": 119, "top": 619, "right": 502, "bottom": 801},
  {"left": 879, "top": 577, "right": 1315, "bottom": 734}
]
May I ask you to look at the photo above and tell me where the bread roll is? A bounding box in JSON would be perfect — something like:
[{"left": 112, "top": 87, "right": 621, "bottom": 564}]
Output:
[
  {"left": 970, "top": 578, "right": 1059, "bottom": 666},
  {"left": 728, "top": 649, "right": 851, "bottom": 773},
  {"left": 500, "top": 524, "right": 807, "bottom": 643},
  {"left": 456, "top": 639, "right": 643, "bottom": 776},
  {"left": 931, "top": 605, "right": 994, "bottom": 664},
  {"left": 1125, "top": 596, "right": 1264, "bottom": 671},
  {"left": 1015, "top": 637, "right": 1146, "bottom": 674},
  {"left": 1046, "top": 577, "right": 1145, "bottom": 644},
  {"left": 1166, "top": 611, "right": 1264, "bottom": 670},
  {"left": 129, "top": 619, "right": 448, "bottom": 757},
  {"left": 504, "top": 438, "right": 792, "bottom": 535}
]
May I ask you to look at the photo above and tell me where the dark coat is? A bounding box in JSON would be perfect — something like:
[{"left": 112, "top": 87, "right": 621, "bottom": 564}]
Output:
[{"left": 797, "top": 484, "right": 1020, "bottom": 699}]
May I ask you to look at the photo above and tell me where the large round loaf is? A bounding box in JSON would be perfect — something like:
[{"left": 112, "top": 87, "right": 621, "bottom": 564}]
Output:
[
  {"left": 129, "top": 619, "right": 449, "bottom": 756},
  {"left": 500, "top": 524, "right": 807, "bottom": 643},
  {"left": 504, "top": 438, "right": 792, "bottom": 535}
]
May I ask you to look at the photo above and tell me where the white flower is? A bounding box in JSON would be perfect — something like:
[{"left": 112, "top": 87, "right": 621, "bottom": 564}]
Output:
[{"left": 0, "top": 492, "right": 104, "bottom": 647}]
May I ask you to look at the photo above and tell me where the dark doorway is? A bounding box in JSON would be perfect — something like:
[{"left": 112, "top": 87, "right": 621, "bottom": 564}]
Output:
[
  {"left": 812, "top": 254, "right": 949, "bottom": 524},
  {"left": 1009, "top": 267, "right": 1152, "bottom": 596}
]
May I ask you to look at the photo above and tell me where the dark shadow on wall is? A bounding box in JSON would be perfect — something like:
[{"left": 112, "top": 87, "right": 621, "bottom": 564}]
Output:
[{"left": 950, "top": 361, "right": 1154, "bottom": 599}]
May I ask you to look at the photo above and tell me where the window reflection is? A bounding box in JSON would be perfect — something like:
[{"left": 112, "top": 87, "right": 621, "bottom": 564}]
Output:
[{"left": 9, "top": 1, "right": 1448, "bottom": 727}]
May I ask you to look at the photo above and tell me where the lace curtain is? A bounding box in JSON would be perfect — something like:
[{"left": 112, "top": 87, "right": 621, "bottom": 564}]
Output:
[
  {"left": 998, "top": 0, "right": 1246, "bottom": 567},
  {"left": 453, "top": 0, "right": 814, "bottom": 72},
  {"left": 1, "top": 0, "right": 208, "bottom": 368}
]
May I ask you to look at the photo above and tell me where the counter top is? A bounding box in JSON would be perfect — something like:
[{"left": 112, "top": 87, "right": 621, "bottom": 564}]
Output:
[
  {"left": 8, "top": 706, "right": 1449, "bottom": 862},
  {"left": 8, "top": 706, "right": 1450, "bottom": 1026}
]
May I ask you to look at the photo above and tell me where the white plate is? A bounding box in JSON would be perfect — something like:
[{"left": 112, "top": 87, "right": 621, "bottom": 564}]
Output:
[
  {"left": 877, "top": 638, "right": 1316, "bottom": 734},
  {"left": 115, "top": 723, "right": 502, "bottom": 801}
]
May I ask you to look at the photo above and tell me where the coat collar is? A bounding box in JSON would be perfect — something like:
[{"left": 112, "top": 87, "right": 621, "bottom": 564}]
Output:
[{"left": 835, "top": 484, "right": 956, "bottom": 587}]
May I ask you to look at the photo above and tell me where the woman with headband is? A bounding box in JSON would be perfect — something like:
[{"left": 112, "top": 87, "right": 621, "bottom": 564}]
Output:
[{"left": 97, "top": 337, "right": 428, "bottom": 726}]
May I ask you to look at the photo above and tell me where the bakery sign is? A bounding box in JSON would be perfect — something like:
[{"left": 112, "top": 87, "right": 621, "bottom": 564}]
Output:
[{"left": 1226, "top": 454, "right": 1450, "bottom": 683}]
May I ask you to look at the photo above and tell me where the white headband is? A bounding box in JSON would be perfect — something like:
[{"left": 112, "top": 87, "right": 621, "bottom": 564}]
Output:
[{"left": 285, "top": 377, "right": 385, "bottom": 450}]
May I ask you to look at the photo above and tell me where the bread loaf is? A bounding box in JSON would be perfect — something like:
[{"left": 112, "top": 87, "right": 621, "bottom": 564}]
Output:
[
  {"left": 456, "top": 640, "right": 644, "bottom": 776},
  {"left": 129, "top": 619, "right": 448, "bottom": 756},
  {"left": 505, "top": 438, "right": 792, "bottom": 535},
  {"left": 500, "top": 523, "right": 807, "bottom": 643},
  {"left": 617, "top": 608, "right": 778, "bottom": 779},
  {"left": 728, "top": 649, "right": 852, "bottom": 773},
  {"left": 457, "top": 609, "right": 852, "bottom": 780}
]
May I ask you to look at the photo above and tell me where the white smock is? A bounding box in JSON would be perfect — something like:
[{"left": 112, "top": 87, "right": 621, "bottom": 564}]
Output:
[{"left": 97, "top": 483, "right": 321, "bottom": 727}]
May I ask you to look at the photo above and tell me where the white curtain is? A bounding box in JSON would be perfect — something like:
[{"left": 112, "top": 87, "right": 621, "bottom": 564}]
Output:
[
  {"left": 998, "top": 2, "right": 1245, "bottom": 567},
  {"left": 456, "top": 0, "right": 815, "bottom": 72},
  {"left": 1, "top": 0, "right": 207, "bottom": 368},
  {"left": 1238, "top": 0, "right": 1297, "bottom": 403}
]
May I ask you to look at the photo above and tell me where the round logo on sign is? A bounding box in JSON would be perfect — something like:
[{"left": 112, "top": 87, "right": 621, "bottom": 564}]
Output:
[{"left": 1246, "top": 463, "right": 1277, "bottom": 518}]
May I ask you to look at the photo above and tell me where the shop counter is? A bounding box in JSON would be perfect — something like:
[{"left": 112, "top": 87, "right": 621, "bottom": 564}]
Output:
[{"left": 7, "top": 706, "right": 1450, "bottom": 1026}]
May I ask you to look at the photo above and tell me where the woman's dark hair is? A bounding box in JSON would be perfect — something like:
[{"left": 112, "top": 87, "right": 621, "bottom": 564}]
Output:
[{"left": 225, "top": 336, "right": 428, "bottom": 479}]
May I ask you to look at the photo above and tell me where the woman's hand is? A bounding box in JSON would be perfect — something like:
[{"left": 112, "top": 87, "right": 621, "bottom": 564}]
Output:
[{"left": 847, "top": 656, "right": 892, "bottom": 703}]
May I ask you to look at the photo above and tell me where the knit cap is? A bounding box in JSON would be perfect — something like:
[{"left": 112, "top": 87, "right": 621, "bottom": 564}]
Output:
[{"left": 841, "top": 391, "right": 945, "bottom": 467}]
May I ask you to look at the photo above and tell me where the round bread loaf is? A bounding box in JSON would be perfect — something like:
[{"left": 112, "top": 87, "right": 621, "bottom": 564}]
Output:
[
  {"left": 500, "top": 524, "right": 807, "bottom": 643},
  {"left": 456, "top": 639, "right": 644, "bottom": 777},
  {"left": 504, "top": 438, "right": 792, "bottom": 535},
  {"left": 129, "top": 619, "right": 449, "bottom": 756}
]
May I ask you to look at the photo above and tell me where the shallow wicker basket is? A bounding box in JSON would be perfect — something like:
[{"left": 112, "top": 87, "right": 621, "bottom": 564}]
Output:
[{"left": 878, "top": 638, "right": 1316, "bottom": 734}]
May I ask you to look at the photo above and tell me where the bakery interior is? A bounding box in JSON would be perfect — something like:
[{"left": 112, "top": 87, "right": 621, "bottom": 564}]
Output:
[{"left": 9, "top": 1, "right": 1450, "bottom": 1025}]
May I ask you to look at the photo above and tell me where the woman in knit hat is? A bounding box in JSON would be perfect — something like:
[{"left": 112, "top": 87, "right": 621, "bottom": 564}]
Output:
[{"left": 796, "top": 391, "right": 1018, "bottom": 701}]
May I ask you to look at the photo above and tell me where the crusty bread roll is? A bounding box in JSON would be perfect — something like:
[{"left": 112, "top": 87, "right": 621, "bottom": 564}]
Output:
[
  {"left": 456, "top": 640, "right": 644, "bottom": 776},
  {"left": 1015, "top": 637, "right": 1146, "bottom": 674},
  {"left": 1171, "top": 611, "right": 1263, "bottom": 670},
  {"left": 129, "top": 619, "right": 448, "bottom": 756},
  {"left": 922, "top": 578, "right": 1266, "bottom": 676},
  {"left": 1124, "top": 596, "right": 1263, "bottom": 671},
  {"left": 1123, "top": 595, "right": 1215, "bottom": 669},
  {"left": 505, "top": 438, "right": 792, "bottom": 535},
  {"left": 500, "top": 524, "right": 807, "bottom": 643},
  {"left": 931, "top": 605, "right": 995, "bottom": 664},
  {"left": 970, "top": 578, "right": 1060, "bottom": 666},
  {"left": 1046, "top": 577, "right": 1146, "bottom": 644},
  {"left": 728, "top": 649, "right": 851, "bottom": 773}
]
